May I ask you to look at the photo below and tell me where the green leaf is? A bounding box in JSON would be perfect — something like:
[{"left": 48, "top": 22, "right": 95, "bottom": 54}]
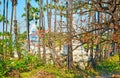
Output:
[
  {"left": 0, "top": 32, "right": 2, "bottom": 36},
  {"left": 0, "top": 15, "right": 5, "bottom": 22}
]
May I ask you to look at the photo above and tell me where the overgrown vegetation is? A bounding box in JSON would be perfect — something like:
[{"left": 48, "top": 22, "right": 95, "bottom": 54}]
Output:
[
  {"left": 0, "top": 53, "right": 43, "bottom": 77},
  {"left": 21, "top": 64, "right": 76, "bottom": 78},
  {"left": 0, "top": 0, "right": 120, "bottom": 78},
  {"left": 96, "top": 55, "right": 120, "bottom": 74}
]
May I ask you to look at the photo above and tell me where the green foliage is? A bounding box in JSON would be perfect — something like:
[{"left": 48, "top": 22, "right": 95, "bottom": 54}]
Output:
[
  {"left": 0, "top": 32, "right": 15, "bottom": 57},
  {"left": 10, "top": 54, "right": 43, "bottom": 72},
  {"left": 96, "top": 55, "right": 120, "bottom": 74},
  {"left": 84, "top": 68, "right": 99, "bottom": 76},
  {"left": 0, "top": 53, "right": 43, "bottom": 77},
  {"left": 21, "top": 63, "right": 76, "bottom": 78},
  {"left": 0, "top": 60, "right": 7, "bottom": 78},
  {"left": 22, "top": 6, "right": 39, "bottom": 21},
  {"left": 0, "top": 15, "right": 5, "bottom": 22}
]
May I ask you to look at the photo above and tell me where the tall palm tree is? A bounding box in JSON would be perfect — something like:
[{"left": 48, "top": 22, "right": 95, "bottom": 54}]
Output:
[
  {"left": 4, "top": 0, "right": 9, "bottom": 60},
  {"left": 3, "top": 0, "right": 5, "bottom": 39},
  {"left": 3, "top": 0, "right": 6, "bottom": 60},
  {"left": 13, "top": 0, "right": 17, "bottom": 38},
  {"left": 46, "top": 0, "right": 52, "bottom": 53},
  {"left": 9, "top": 0, "right": 14, "bottom": 58},
  {"left": 25, "top": 0, "right": 30, "bottom": 51},
  {"left": 54, "top": 1, "right": 57, "bottom": 33},
  {"left": 37, "top": 0, "right": 42, "bottom": 59},
  {"left": 47, "top": 0, "right": 51, "bottom": 32},
  {"left": 6, "top": 0, "right": 8, "bottom": 32},
  {"left": 11, "top": 0, "right": 20, "bottom": 59},
  {"left": 59, "top": 13, "right": 62, "bottom": 50},
  {"left": 39, "top": 0, "right": 46, "bottom": 62},
  {"left": 42, "top": 15, "right": 46, "bottom": 63},
  {"left": 46, "top": 0, "right": 52, "bottom": 62},
  {"left": 53, "top": 0, "right": 60, "bottom": 66},
  {"left": 66, "top": 0, "right": 73, "bottom": 70},
  {"left": 10, "top": 0, "right": 13, "bottom": 34}
]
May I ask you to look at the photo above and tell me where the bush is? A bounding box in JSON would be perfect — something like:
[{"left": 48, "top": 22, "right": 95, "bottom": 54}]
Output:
[
  {"left": 0, "top": 60, "right": 9, "bottom": 78},
  {"left": 96, "top": 55, "right": 120, "bottom": 74},
  {"left": 0, "top": 53, "right": 43, "bottom": 77},
  {"left": 13, "top": 54, "right": 43, "bottom": 72}
]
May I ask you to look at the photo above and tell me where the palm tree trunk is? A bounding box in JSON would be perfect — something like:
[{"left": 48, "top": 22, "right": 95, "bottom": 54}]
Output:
[
  {"left": 46, "top": 0, "right": 53, "bottom": 63},
  {"left": 41, "top": 0, "right": 46, "bottom": 62},
  {"left": 4, "top": 0, "right": 9, "bottom": 59},
  {"left": 38, "top": 0, "right": 42, "bottom": 59},
  {"left": 38, "top": 0, "right": 46, "bottom": 62},
  {"left": 51, "top": 0, "right": 61, "bottom": 65},
  {"left": 3, "top": 0, "right": 6, "bottom": 60},
  {"left": 3, "top": 0, "right": 5, "bottom": 39},
  {"left": 47, "top": 0, "right": 51, "bottom": 32},
  {"left": 54, "top": 2, "right": 56, "bottom": 33},
  {"left": 42, "top": 15, "right": 46, "bottom": 63},
  {"left": 6, "top": 0, "right": 8, "bottom": 32},
  {"left": 10, "top": 1, "right": 13, "bottom": 34},
  {"left": 59, "top": 11, "right": 62, "bottom": 50},
  {"left": 26, "top": 0, "right": 30, "bottom": 51},
  {"left": 9, "top": 0, "right": 14, "bottom": 57},
  {"left": 66, "top": 0, "right": 73, "bottom": 70},
  {"left": 13, "top": 0, "right": 20, "bottom": 59}
]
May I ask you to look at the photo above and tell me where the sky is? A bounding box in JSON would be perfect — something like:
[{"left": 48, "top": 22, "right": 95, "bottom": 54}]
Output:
[
  {"left": 0, "top": 0, "right": 81, "bottom": 33},
  {"left": 0, "top": 0, "right": 38, "bottom": 33}
]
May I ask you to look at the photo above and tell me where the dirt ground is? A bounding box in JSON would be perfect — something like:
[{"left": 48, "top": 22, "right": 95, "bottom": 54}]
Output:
[{"left": 30, "top": 70, "right": 56, "bottom": 78}]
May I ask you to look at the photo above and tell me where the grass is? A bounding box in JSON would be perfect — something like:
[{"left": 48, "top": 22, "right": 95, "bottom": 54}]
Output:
[
  {"left": 96, "top": 55, "right": 120, "bottom": 74},
  {"left": 21, "top": 55, "right": 120, "bottom": 78},
  {"left": 21, "top": 64, "right": 75, "bottom": 78}
]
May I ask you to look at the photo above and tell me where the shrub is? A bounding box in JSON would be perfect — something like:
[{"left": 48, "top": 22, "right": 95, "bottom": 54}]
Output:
[{"left": 96, "top": 55, "right": 120, "bottom": 74}]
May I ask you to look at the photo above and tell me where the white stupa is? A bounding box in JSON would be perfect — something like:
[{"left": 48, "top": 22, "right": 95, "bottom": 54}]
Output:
[{"left": 29, "top": 21, "right": 38, "bottom": 53}]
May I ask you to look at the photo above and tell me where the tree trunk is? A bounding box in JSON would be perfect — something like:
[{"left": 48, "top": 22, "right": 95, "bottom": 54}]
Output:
[
  {"left": 46, "top": 0, "right": 53, "bottom": 63},
  {"left": 26, "top": 0, "right": 30, "bottom": 52},
  {"left": 10, "top": 1, "right": 13, "bottom": 34},
  {"left": 42, "top": 12, "right": 46, "bottom": 63},
  {"left": 3, "top": 0, "right": 5, "bottom": 39},
  {"left": 9, "top": 0, "right": 14, "bottom": 57},
  {"left": 39, "top": 0, "right": 46, "bottom": 62},
  {"left": 13, "top": 0, "right": 20, "bottom": 59},
  {"left": 66, "top": 0, "right": 73, "bottom": 70},
  {"left": 6, "top": 0, "right": 8, "bottom": 32},
  {"left": 3, "top": 0, "right": 5, "bottom": 60},
  {"left": 4, "top": 0, "right": 9, "bottom": 59},
  {"left": 38, "top": 0, "right": 42, "bottom": 59},
  {"left": 59, "top": 11, "right": 62, "bottom": 50}
]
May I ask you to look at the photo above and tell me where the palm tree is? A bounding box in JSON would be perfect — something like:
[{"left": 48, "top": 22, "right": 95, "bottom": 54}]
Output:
[
  {"left": 3, "top": 0, "right": 5, "bottom": 39},
  {"left": 10, "top": 0, "right": 13, "bottom": 34},
  {"left": 9, "top": 0, "right": 14, "bottom": 58},
  {"left": 3, "top": 0, "right": 9, "bottom": 60},
  {"left": 13, "top": 0, "right": 17, "bottom": 39},
  {"left": 6, "top": 0, "right": 8, "bottom": 32},
  {"left": 47, "top": 0, "right": 51, "bottom": 33},
  {"left": 39, "top": 0, "right": 46, "bottom": 62},
  {"left": 2, "top": 0, "right": 6, "bottom": 60},
  {"left": 46, "top": 0, "right": 52, "bottom": 62},
  {"left": 53, "top": 0, "right": 61, "bottom": 66},
  {"left": 25, "top": 0, "right": 30, "bottom": 51},
  {"left": 66, "top": 0, "right": 73, "bottom": 70},
  {"left": 11, "top": 0, "right": 20, "bottom": 59},
  {"left": 54, "top": 1, "right": 57, "bottom": 33},
  {"left": 37, "top": 0, "right": 42, "bottom": 59}
]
